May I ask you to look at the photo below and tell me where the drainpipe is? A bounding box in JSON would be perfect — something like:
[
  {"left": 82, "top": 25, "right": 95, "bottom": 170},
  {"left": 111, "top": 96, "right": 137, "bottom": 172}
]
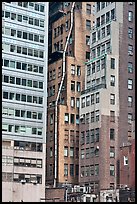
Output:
[{"left": 54, "top": 2, "right": 76, "bottom": 188}]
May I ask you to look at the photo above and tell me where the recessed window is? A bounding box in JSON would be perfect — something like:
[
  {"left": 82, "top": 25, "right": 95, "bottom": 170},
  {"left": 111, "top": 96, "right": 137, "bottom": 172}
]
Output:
[
  {"left": 86, "top": 4, "right": 91, "bottom": 14},
  {"left": 110, "top": 111, "right": 115, "bottom": 122},
  {"left": 124, "top": 156, "right": 128, "bottom": 165},
  {"left": 128, "top": 79, "right": 133, "bottom": 90},
  {"left": 71, "top": 65, "right": 75, "bottom": 75},
  {"left": 110, "top": 147, "right": 115, "bottom": 158},
  {"left": 110, "top": 165, "right": 115, "bottom": 176},
  {"left": 128, "top": 11, "right": 133, "bottom": 22},
  {"left": 110, "top": 128, "right": 115, "bottom": 140},
  {"left": 128, "top": 27, "right": 133, "bottom": 39},
  {"left": 64, "top": 146, "right": 68, "bottom": 157},
  {"left": 128, "top": 44, "right": 133, "bottom": 55},
  {"left": 110, "top": 94, "right": 115, "bottom": 105},
  {"left": 86, "top": 19, "right": 91, "bottom": 30},
  {"left": 128, "top": 113, "right": 133, "bottom": 124},
  {"left": 64, "top": 164, "right": 68, "bottom": 176},
  {"left": 65, "top": 113, "right": 69, "bottom": 123},
  {"left": 95, "top": 164, "right": 99, "bottom": 176},
  {"left": 71, "top": 81, "right": 75, "bottom": 91},
  {"left": 110, "top": 75, "right": 115, "bottom": 86},
  {"left": 128, "top": 96, "right": 133, "bottom": 107},
  {"left": 128, "top": 62, "right": 133, "bottom": 73}
]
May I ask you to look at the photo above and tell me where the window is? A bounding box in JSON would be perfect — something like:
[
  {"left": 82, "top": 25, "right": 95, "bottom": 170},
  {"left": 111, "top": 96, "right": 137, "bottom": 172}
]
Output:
[
  {"left": 110, "top": 75, "right": 115, "bottom": 86},
  {"left": 70, "top": 114, "right": 75, "bottom": 124},
  {"left": 124, "top": 156, "right": 128, "bottom": 165},
  {"left": 95, "top": 110, "right": 99, "bottom": 122},
  {"left": 5, "top": 11, "right": 10, "bottom": 18},
  {"left": 128, "top": 62, "right": 133, "bottom": 73},
  {"left": 86, "top": 131, "right": 90, "bottom": 144},
  {"left": 101, "top": 58, "right": 105, "bottom": 69},
  {"left": 50, "top": 114, "right": 53, "bottom": 124},
  {"left": 87, "top": 64, "right": 91, "bottom": 76},
  {"left": 81, "top": 149, "right": 85, "bottom": 159},
  {"left": 96, "top": 60, "right": 100, "bottom": 71},
  {"left": 128, "top": 27, "right": 133, "bottom": 39},
  {"left": 71, "top": 64, "right": 75, "bottom": 75},
  {"left": 77, "top": 82, "right": 81, "bottom": 92},
  {"left": 101, "top": 2, "right": 105, "bottom": 9},
  {"left": 97, "top": 30, "right": 100, "bottom": 40},
  {"left": 86, "top": 96, "right": 90, "bottom": 106},
  {"left": 111, "top": 8, "right": 115, "bottom": 20},
  {"left": 101, "top": 27, "right": 105, "bottom": 38},
  {"left": 65, "top": 113, "right": 69, "bottom": 123},
  {"left": 128, "top": 44, "right": 133, "bottom": 55},
  {"left": 110, "top": 147, "right": 115, "bottom": 158},
  {"left": 77, "top": 66, "right": 81, "bottom": 76},
  {"left": 90, "top": 129, "right": 94, "bottom": 143},
  {"left": 70, "top": 164, "right": 74, "bottom": 176},
  {"left": 90, "top": 165, "right": 94, "bottom": 176},
  {"left": 92, "top": 62, "right": 95, "bottom": 73},
  {"left": 91, "top": 111, "right": 95, "bottom": 123},
  {"left": 128, "top": 79, "right": 133, "bottom": 90},
  {"left": 11, "top": 29, "right": 16, "bottom": 37},
  {"left": 106, "top": 11, "right": 110, "bottom": 23},
  {"left": 86, "top": 4, "right": 91, "bottom": 14},
  {"left": 92, "top": 49, "right": 96, "bottom": 59},
  {"left": 64, "top": 164, "right": 68, "bottom": 176},
  {"left": 96, "top": 92, "right": 99, "bottom": 103},
  {"left": 11, "top": 13, "right": 16, "bottom": 20},
  {"left": 76, "top": 98, "right": 80, "bottom": 108},
  {"left": 110, "top": 111, "right": 115, "bottom": 122},
  {"left": 110, "top": 128, "right": 115, "bottom": 140},
  {"left": 81, "top": 97, "right": 85, "bottom": 108},
  {"left": 106, "top": 41, "right": 111, "bottom": 53},
  {"left": 95, "top": 128, "right": 99, "bottom": 142},
  {"left": 9, "top": 93, "right": 14, "bottom": 100},
  {"left": 86, "top": 20, "right": 91, "bottom": 30},
  {"left": 76, "top": 115, "right": 79, "bottom": 125},
  {"left": 128, "top": 96, "right": 133, "bottom": 107},
  {"left": 101, "top": 14, "right": 105, "bottom": 25},
  {"left": 128, "top": 11, "right": 133, "bottom": 22},
  {"left": 97, "top": 2, "right": 100, "bottom": 12},
  {"left": 92, "top": 32, "right": 96, "bottom": 43},
  {"left": 111, "top": 58, "right": 115, "bottom": 69},
  {"left": 101, "top": 44, "right": 105, "bottom": 54},
  {"left": 95, "top": 164, "right": 99, "bottom": 176},
  {"left": 71, "top": 81, "right": 75, "bottom": 91},
  {"left": 86, "top": 35, "right": 90, "bottom": 45},
  {"left": 128, "top": 113, "right": 133, "bottom": 124},
  {"left": 110, "top": 165, "right": 115, "bottom": 176},
  {"left": 70, "top": 147, "right": 74, "bottom": 158},
  {"left": 106, "top": 24, "right": 111, "bottom": 35},
  {"left": 110, "top": 94, "right": 115, "bottom": 105},
  {"left": 86, "top": 51, "right": 90, "bottom": 60},
  {"left": 4, "top": 75, "right": 9, "bottom": 83},
  {"left": 71, "top": 97, "right": 75, "bottom": 108}
]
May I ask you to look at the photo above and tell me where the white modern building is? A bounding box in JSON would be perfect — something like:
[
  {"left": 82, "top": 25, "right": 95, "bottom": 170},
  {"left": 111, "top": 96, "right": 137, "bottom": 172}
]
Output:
[{"left": 2, "top": 2, "right": 48, "bottom": 202}]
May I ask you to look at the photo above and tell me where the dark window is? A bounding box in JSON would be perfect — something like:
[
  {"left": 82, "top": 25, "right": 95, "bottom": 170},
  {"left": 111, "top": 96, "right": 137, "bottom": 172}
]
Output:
[
  {"left": 70, "top": 164, "right": 74, "bottom": 176},
  {"left": 16, "top": 78, "right": 21, "bottom": 85},
  {"left": 3, "top": 92, "right": 8, "bottom": 99},
  {"left": 110, "top": 128, "right": 115, "bottom": 140}
]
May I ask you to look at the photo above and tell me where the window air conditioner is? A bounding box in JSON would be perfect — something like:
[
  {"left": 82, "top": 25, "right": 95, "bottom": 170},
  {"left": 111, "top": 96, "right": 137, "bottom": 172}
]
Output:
[
  {"left": 21, "top": 179, "right": 26, "bottom": 183},
  {"left": 80, "top": 115, "right": 84, "bottom": 119}
]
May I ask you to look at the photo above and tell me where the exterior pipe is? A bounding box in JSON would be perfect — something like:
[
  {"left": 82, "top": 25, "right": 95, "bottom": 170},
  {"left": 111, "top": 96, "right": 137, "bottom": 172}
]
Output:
[{"left": 54, "top": 2, "right": 76, "bottom": 188}]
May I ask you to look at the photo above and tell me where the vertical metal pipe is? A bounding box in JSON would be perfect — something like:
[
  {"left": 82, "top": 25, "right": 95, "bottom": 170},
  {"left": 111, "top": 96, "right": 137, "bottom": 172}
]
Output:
[{"left": 54, "top": 2, "right": 76, "bottom": 188}]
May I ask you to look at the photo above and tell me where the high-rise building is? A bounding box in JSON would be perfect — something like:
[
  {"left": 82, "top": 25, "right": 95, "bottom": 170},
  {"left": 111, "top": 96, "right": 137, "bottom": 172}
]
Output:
[
  {"left": 79, "top": 2, "right": 135, "bottom": 194},
  {"left": 2, "top": 2, "right": 48, "bottom": 202},
  {"left": 47, "top": 2, "right": 95, "bottom": 187}
]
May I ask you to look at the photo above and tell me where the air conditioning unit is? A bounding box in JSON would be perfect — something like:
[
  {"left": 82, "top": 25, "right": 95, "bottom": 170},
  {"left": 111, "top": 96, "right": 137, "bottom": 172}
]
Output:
[
  {"left": 128, "top": 2, "right": 133, "bottom": 5},
  {"left": 80, "top": 115, "right": 84, "bottom": 119},
  {"left": 21, "top": 179, "right": 26, "bottom": 183},
  {"left": 32, "top": 180, "right": 37, "bottom": 184}
]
